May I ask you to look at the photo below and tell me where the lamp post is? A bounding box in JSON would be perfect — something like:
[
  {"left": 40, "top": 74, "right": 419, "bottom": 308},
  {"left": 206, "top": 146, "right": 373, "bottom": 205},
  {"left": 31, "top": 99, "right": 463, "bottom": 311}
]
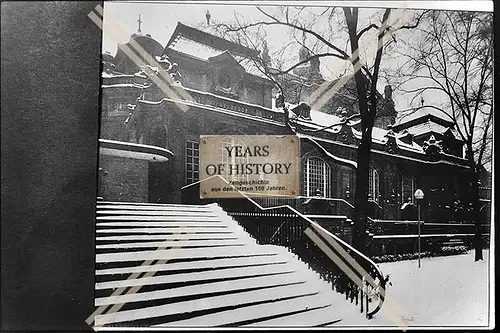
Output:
[{"left": 414, "top": 189, "right": 424, "bottom": 268}]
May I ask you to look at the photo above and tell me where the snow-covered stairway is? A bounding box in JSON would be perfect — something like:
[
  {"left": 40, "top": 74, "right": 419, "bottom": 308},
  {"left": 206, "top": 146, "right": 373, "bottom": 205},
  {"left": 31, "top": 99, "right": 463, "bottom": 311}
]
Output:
[{"left": 93, "top": 201, "right": 356, "bottom": 328}]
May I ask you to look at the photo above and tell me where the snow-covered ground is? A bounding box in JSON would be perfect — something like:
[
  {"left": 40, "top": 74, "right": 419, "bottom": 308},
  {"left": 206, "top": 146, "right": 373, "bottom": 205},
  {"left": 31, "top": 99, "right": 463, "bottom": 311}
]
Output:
[{"left": 339, "top": 250, "right": 491, "bottom": 328}]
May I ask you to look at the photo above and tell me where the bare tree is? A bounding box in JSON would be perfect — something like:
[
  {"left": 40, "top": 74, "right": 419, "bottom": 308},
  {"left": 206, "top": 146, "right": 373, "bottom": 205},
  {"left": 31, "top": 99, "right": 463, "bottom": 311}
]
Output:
[
  {"left": 395, "top": 11, "right": 493, "bottom": 261},
  {"left": 212, "top": 6, "right": 424, "bottom": 254}
]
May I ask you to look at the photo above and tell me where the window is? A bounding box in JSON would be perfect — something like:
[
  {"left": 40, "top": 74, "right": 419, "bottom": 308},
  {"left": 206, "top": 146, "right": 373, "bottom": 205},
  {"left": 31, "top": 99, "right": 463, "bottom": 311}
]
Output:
[
  {"left": 368, "top": 167, "right": 380, "bottom": 204},
  {"left": 115, "top": 101, "right": 125, "bottom": 111},
  {"left": 186, "top": 141, "right": 200, "bottom": 185},
  {"left": 304, "top": 157, "right": 331, "bottom": 197},
  {"left": 109, "top": 100, "right": 128, "bottom": 116},
  {"left": 401, "top": 173, "right": 416, "bottom": 204},
  {"left": 218, "top": 137, "right": 249, "bottom": 182}
]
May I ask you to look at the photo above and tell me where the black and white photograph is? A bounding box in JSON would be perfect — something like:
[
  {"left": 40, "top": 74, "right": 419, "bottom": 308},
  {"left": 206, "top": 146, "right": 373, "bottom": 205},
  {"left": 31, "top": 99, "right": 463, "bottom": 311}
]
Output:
[{"left": 1, "top": 0, "right": 495, "bottom": 331}]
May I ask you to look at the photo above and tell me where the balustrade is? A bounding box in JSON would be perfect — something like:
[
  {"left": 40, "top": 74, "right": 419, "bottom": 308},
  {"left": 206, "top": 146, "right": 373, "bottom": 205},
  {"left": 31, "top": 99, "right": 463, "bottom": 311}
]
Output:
[
  {"left": 184, "top": 88, "right": 280, "bottom": 122},
  {"left": 181, "top": 183, "right": 387, "bottom": 319}
]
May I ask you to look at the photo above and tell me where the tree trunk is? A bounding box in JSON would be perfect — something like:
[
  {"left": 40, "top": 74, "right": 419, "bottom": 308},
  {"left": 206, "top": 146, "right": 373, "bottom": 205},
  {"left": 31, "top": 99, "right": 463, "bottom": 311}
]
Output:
[
  {"left": 352, "top": 133, "right": 372, "bottom": 255},
  {"left": 471, "top": 172, "right": 483, "bottom": 261},
  {"left": 465, "top": 147, "right": 484, "bottom": 262}
]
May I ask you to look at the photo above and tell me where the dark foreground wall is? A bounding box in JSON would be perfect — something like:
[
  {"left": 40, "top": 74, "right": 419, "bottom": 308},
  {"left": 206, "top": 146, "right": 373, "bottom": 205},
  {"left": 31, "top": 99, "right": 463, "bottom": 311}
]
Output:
[{"left": 1, "top": 2, "right": 102, "bottom": 330}]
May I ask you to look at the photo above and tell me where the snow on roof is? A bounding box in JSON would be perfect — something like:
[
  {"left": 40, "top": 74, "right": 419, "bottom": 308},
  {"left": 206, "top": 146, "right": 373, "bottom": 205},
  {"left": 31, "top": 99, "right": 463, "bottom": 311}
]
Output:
[
  {"left": 102, "top": 71, "right": 116, "bottom": 78},
  {"left": 404, "top": 120, "right": 452, "bottom": 138},
  {"left": 273, "top": 101, "right": 344, "bottom": 133},
  {"left": 352, "top": 127, "right": 388, "bottom": 145},
  {"left": 168, "top": 35, "right": 269, "bottom": 81},
  {"left": 101, "top": 83, "right": 142, "bottom": 89},
  {"left": 395, "top": 137, "right": 424, "bottom": 153},
  {"left": 168, "top": 35, "right": 226, "bottom": 61},
  {"left": 101, "top": 72, "right": 135, "bottom": 78},
  {"left": 351, "top": 126, "right": 424, "bottom": 153},
  {"left": 292, "top": 110, "right": 344, "bottom": 134},
  {"left": 372, "top": 127, "right": 389, "bottom": 142},
  {"left": 155, "top": 55, "right": 172, "bottom": 64},
  {"left": 272, "top": 99, "right": 396, "bottom": 138},
  {"left": 395, "top": 106, "right": 453, "bottom": 126},
  {"left": 308, "top": 110, "right": 343, "bottom": 131}
]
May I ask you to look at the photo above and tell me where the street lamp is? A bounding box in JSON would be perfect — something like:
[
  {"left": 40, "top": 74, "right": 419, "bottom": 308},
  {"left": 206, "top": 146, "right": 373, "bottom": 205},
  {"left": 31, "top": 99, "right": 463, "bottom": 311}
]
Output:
[{"left": 414, "top": 189, "right": 424, "bottom": 268}]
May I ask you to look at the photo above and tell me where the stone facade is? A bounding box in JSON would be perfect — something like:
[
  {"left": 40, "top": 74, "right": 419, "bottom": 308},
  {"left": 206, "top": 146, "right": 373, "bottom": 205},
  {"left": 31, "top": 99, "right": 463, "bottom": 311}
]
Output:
[{"left": 98, "top": 22, "right": 479, "bottom": 223}]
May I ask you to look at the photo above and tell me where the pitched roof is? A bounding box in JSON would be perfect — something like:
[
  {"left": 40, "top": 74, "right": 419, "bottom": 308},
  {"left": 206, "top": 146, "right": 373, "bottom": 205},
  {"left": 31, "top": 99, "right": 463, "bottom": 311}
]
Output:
[
  {"left": 168, "top": 35, "right": 222, "bottom": 61},
  {"left": 166, "top": 30, "right": 269, "bottom": 80},
  {"left": 165, "top": 22, "right": 259, "bottom": 59},
  {"left": 403, "top": 120, "right": 456, "bottom": 139},
  {"left": 395, "top": 106, "right": 454, "bottom": 126}
]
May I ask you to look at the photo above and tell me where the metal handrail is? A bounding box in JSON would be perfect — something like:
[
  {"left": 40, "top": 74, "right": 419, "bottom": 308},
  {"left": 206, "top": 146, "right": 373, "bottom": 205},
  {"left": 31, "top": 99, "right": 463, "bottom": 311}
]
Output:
[
  {"left": 297, "top": 196, "right": 355, "bottom": 209},
  {"left": 180, "top": 176, "right": 386, "bottom": 318},
  {"left": 236, "top": 195, "right": 386, "bottom": 318}
]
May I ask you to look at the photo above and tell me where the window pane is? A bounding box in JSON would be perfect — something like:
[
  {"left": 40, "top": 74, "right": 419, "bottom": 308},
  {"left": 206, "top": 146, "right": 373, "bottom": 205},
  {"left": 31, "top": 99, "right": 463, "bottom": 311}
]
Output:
[
  {"left": 402, "top": 174, "right": 415, "bottom": 203},
  {"left": 369, "top": 168, "right": 380, "bottom": 204},
  {"left": 306, "top": 157, "right": 330, "bottom": 197},
  {"left": 186, "top": 140, "right": 200, "bottom": 184}
]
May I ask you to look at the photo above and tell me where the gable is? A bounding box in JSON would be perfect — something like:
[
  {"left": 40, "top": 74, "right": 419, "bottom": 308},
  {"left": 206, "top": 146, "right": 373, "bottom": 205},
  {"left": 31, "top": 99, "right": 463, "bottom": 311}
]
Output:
[{"left": 208, "top": 51, "right": 246, "bottom": 74}]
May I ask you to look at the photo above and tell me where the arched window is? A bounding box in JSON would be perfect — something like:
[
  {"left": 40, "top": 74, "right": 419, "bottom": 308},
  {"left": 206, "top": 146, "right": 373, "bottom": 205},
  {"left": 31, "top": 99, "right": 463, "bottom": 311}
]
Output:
[
  {"left": 218, "top": 136, "right": 249, "bottom": 182},
  {"left": 368, "top": 167, "right": 380, "bottom": 204},
  {"left": 401, "top": 173, "right": 416, "bottom": 204},
  {"left": 304, "top": 157, "right": 331, "bottom": 197}
]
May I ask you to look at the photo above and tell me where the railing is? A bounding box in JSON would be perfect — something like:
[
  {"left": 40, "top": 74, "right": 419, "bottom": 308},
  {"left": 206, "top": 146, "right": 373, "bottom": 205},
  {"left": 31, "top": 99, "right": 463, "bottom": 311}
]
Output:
[
  {"left": 183, "top": 87, "right": 282, "bottom": 122},
  {"left": 366, "top": 218, "right": 491, "bottom": 255},
  {"left": 367, "top": 219, "right": 490, "bottom": 237},
  {"left": 181, "top": 182, "right": 387, "bottom": 319},
  {"left": 253, "top": 197, "right": 300, "bottom": 210},
  {"left": 299, "top": 196, "right": 355, "bottom": 218},
  {"left": 228, "top": 196, "right": 355, "bottom": 219}
]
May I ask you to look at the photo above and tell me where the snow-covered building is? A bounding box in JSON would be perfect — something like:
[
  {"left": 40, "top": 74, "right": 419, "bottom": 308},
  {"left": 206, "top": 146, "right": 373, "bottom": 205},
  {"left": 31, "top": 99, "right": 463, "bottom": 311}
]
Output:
[{"left": 98, "top": 21, "right": 487, "bottom": 247}]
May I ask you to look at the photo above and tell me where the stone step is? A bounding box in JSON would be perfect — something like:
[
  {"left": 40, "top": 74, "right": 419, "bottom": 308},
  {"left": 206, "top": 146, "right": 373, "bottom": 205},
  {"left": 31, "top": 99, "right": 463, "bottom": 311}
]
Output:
[
  {"left": 94, "top": 282, "right": 321, "bottom": 326},
  {"left": 93, "top": 201, "right": 360, "bottom": 327}
]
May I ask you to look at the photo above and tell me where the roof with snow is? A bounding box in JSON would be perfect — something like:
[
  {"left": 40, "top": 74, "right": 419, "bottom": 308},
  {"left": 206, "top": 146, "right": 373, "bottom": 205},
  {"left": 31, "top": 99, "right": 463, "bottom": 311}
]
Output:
[
  {"left": 277, "top": 100, "right": 424, "bottom": 153},
  {"left": 101, "top": 72, "right": 135, "bottom": 79},
  {"left": 168, "top": 35, "right": 224, "bottom": 61},
  {"left": 165, "top": 22, "right": 259, "bottom": 58},
  {"left": 165, "top": 25, "right": 268, "bottom": 80},
  {"left": 394, "top": 106, "right": 454, "bottom": 127},
  {"left": 99, "top": 139, "right": 173, "bottom": 162},
  {"left": 401, "top": 120, "right": 460, "bottom": 140}
]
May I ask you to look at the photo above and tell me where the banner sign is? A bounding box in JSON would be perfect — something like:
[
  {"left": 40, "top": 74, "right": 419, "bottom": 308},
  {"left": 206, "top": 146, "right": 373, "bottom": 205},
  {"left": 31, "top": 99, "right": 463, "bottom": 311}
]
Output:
[{"left": 199, "top": 135, "right": 300, "bottom": 198}]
